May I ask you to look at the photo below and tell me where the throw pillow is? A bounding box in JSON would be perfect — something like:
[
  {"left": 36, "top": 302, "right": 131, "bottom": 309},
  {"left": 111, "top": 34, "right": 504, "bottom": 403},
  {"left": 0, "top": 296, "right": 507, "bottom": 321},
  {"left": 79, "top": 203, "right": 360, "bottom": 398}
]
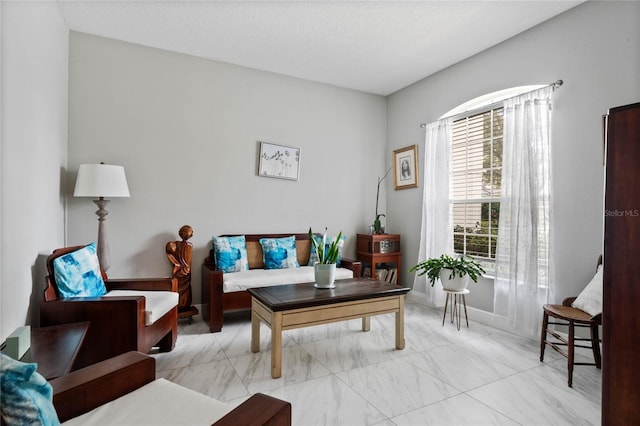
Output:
[
  {"left": 308, "top": 234, "right": 346, "bottom": 266},
  {"left": 213, "top": 236, "right": 249, "bottom": 273},
  {"left": 259, "top": 236, "right": 300, "bottom": 269},
  {"left": 0, "top": 353, "right": 60, "bottom": 426},
  {"left": 53, "top": 243, "right": 107, "bottom": 298},
  {"left": 572, "top": 266, "right": 603, "bottom": 317}
]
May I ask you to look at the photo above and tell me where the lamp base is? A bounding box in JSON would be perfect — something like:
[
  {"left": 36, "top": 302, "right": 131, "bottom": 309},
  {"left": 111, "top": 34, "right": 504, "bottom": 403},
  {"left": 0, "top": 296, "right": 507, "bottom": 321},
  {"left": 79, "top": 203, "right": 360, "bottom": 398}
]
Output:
[{"left": 94, "top": 198, "right": 111, "bottom": 272}]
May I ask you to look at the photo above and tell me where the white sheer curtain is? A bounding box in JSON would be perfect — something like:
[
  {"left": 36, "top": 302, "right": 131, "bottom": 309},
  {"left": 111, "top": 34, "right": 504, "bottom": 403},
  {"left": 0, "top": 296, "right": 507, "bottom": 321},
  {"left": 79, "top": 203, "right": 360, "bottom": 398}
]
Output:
[
  {"left": 493, "top": 86, "right": 554, "bottom": 336},
  {"left": 413, "top": 118, "right": 453, "bottom": 306}
]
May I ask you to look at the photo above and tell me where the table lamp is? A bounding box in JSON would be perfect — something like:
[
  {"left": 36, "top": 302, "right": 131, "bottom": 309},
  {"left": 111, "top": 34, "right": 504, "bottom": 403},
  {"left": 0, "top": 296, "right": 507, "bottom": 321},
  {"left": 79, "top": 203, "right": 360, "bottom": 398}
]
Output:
[{"left": 74, "top": 163, "right": 130, "bottom": 272}]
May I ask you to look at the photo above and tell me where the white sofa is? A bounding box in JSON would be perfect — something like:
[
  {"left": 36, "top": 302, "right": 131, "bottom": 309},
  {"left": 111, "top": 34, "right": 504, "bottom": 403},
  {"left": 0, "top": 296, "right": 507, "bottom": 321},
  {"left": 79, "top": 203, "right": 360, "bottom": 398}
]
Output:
[{"left": 202, "top": 233, "right": 362, "bottom": 332}]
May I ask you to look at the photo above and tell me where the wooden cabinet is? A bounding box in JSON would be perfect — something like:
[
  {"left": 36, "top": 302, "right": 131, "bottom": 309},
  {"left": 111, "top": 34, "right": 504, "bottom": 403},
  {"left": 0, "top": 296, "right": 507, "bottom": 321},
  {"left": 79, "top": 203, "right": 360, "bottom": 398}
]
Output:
[
  {"left": 356, "top": 234, "right": 401, "bottom": 285},
  {"left": 602, "top": 102, "right": 640, "bottom": 425}
]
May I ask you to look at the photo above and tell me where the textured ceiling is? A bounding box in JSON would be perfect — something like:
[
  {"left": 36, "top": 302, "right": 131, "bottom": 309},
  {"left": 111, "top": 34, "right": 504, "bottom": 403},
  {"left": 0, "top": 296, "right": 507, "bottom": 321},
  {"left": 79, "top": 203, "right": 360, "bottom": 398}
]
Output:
[{"left": 57, "top": 1, "right": 583, "bottom": 95}]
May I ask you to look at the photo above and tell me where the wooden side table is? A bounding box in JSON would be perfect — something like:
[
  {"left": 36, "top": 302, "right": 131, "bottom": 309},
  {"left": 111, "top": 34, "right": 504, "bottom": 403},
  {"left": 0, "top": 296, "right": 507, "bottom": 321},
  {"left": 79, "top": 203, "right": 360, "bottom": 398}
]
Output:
[
  {"left": 442, "top": 289, "right": 469, "bottom": 330},
  {"left": 21, "top": 322, "right": 89, "bottom": 380},
  {"left": 356, "top": 234, "right": 401, "bottom": 284}
]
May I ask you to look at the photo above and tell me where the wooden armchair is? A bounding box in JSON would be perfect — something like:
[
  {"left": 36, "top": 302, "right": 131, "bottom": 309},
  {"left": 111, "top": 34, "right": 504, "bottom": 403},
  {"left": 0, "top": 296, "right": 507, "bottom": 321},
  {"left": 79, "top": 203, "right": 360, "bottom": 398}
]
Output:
[
  {"left": 40, "top": 245, "right": 178, "bottom": 369},
  {"left": 51, "top": 351, "right": 292, "bottom": 425}
]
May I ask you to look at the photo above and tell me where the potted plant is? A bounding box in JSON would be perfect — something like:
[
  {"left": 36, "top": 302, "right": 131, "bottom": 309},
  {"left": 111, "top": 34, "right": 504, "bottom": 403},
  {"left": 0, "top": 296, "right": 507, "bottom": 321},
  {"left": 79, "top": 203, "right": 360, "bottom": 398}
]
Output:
[
  {"left": 373, "top": 167, "right": 392, "bottom": 234},
  {"left": 308, "top": 228, "right": 343, "bottom": 289},
  {"left": 409, "top": 254, "right": 485, "bottom": 291}
]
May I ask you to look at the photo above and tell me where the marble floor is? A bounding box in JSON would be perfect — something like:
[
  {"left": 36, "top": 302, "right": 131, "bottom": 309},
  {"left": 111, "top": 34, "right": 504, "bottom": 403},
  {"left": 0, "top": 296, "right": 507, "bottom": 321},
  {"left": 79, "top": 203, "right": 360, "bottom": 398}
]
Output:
[{"left": 152, "top": 302, "right": 601, "bottom": 426}]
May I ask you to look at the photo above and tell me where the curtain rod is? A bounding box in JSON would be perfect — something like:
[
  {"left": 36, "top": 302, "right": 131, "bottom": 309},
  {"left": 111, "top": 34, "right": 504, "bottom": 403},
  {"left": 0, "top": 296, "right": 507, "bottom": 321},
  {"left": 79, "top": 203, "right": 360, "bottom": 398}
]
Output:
[{"left": 419, "top": 80, "right": 563, "bottom": 128}]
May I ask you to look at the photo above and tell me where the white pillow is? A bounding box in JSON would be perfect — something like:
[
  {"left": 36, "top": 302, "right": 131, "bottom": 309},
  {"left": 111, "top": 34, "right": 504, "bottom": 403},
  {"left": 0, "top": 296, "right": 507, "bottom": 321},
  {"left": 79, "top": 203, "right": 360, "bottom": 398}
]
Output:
[{"left": 572, "top": 267, "right": 603, "bottom": 316}]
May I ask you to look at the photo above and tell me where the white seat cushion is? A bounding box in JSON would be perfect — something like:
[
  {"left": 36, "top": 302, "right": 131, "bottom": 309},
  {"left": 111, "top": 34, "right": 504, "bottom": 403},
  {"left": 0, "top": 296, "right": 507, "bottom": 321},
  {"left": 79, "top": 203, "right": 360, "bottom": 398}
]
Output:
[
  {"left": 223, "top": 265, "right": 354, "bottom": 292},
  {"left": 62, "top": 378, "right": 231, "bottom": 425},
  {"left": 102, "top": 290, "right": 178, "bottom": 326}
]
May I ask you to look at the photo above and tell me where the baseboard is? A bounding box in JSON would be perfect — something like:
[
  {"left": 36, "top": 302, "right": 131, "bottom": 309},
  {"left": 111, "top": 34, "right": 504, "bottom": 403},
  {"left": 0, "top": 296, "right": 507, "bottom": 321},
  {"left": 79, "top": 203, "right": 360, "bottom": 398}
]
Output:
[{"left": 407, "top": 291, "right": 533, "bottom": 337}]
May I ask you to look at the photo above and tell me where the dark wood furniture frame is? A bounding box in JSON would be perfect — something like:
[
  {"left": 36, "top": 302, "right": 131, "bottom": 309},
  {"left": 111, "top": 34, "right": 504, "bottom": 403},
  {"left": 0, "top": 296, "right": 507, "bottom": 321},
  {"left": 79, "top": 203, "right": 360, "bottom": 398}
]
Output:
[
  {"left": 602, "top": 102, "right": 640, "bottom": 424},
  {"left": 356, "top": 233, "right": 402, "bottom": 284},
  {"left": 539, "top": 256, "right": 602, "bottom": 387},
  {"left": 166, "top": 224, "right": 199, "bottom": 322},
  {"left": 202, "top": 233, "right": 362, "bottom": 333},
  {"left": 40, "top": 245, "right": 178, "bottom": 369},
  {"left": 51, "top": 351, "right": 292, "bottom": 425},
  {"left": 23, "top": 322, "right": 89, "bottom": 380}
]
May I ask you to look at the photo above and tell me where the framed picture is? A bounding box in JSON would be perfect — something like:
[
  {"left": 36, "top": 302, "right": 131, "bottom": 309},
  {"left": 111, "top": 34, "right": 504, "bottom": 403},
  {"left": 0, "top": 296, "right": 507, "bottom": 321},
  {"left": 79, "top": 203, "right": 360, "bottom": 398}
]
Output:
[
  {"left": 393, "top": 145, "right": 418, "bottom": 190},
  {"left": 257, "top": 141, "right": 301, "bottom": 181}
]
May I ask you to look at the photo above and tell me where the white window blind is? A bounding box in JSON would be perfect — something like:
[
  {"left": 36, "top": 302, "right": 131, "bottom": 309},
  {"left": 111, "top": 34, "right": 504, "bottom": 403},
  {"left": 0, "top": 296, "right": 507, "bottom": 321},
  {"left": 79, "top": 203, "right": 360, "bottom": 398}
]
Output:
[{"left": 451, "top": 107, "right": 503, "bottom": 260}]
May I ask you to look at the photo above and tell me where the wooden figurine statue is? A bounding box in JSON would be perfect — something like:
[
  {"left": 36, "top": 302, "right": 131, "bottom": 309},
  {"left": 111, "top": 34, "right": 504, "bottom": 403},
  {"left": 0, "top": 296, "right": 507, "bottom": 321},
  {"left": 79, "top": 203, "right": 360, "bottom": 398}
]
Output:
[{"left": 166, "top": 225, "right": 198, "bottom": 321}]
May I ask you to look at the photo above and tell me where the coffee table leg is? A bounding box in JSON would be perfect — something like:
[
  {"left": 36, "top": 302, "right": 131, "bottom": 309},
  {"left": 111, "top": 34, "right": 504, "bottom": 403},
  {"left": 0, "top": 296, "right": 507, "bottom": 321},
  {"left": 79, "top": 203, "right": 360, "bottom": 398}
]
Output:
[
  {"left": 395, "top": 296, "right": 405, "bottom": 350},
  {"left": 251, "top": 308, "right": 260, "bottom": 353},
  {"left": 271, "top": 312, "right": 283, "bottom": 379},
  {"left": 362, "top": 316, "right": 370, "bottom": 332}
]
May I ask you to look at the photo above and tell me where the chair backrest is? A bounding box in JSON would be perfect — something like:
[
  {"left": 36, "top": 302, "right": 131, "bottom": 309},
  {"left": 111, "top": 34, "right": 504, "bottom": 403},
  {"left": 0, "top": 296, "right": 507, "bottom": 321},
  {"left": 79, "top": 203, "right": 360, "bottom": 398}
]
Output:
[{"left": 44, "top": 245, "right": 108, "bottom": 301}]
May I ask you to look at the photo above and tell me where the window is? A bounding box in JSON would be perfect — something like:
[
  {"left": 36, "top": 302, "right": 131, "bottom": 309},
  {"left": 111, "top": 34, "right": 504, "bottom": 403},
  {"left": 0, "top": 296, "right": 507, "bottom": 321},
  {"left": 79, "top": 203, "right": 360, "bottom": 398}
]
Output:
[
  {"left": 451, "top": 107, "right": 503, "bottom": 261},
  {"left": 443, "top": 85, "right": 546, "bottom": 265}
]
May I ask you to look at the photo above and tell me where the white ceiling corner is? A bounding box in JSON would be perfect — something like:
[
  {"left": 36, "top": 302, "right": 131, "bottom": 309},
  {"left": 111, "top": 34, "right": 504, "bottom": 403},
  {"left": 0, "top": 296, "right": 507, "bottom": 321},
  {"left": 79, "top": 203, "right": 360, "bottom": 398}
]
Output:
[{"left": 56, "top": 0, "right": 584, "bottom": 95}]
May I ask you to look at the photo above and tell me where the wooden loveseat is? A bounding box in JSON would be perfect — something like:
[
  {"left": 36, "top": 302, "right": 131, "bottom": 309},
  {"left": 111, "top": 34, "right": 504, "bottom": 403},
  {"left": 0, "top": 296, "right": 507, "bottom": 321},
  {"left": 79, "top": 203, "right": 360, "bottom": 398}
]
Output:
[{"left": 202, "top": 233, "right": 362, "bottom": 332}]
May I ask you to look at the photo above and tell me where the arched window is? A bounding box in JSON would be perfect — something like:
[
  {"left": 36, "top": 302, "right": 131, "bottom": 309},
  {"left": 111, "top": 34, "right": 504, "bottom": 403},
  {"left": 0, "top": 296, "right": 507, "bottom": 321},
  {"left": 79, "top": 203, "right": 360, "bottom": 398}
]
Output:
[
  {"left": 445, "top": 86, "right": 545, "bottom": 263},
  {"left": 440, "top": 85, "right": 546, "bottom": 119}
]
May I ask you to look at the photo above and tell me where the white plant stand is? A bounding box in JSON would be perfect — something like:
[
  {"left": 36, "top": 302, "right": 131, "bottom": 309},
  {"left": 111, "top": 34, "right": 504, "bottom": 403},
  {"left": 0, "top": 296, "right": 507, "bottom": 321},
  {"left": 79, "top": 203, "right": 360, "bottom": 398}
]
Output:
[{"left": 442, "top": 288, "right": 470, "bottom": 330}]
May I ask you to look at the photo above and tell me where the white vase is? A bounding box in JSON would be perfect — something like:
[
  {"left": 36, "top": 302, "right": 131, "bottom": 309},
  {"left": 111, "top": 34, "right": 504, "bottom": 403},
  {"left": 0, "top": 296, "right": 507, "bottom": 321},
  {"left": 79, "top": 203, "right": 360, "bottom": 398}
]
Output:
[
  {"left": 439, "top": 268, "right": 470, "bottom": 291},
  {"left": 314, "top": 263, "right": 336, "bottom": 289}
]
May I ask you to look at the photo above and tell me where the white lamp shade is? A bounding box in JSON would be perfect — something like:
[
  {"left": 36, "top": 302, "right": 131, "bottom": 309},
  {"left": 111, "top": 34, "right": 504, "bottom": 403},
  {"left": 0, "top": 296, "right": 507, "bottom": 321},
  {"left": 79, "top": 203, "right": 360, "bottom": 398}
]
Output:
[{"left": 74, "top": 164, "right": 130, "bottom": 197}]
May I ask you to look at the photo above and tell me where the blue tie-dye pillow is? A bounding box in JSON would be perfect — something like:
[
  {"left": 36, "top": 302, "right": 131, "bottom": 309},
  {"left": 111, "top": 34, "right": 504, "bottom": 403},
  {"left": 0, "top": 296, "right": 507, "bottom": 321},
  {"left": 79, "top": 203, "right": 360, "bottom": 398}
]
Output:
[
  {"left": 259, "top": 236, "right": 300, "bottom": 270},
  {"left": 308, "top": 234, "right": 346, "bottom": 266},
  {"left": 53, "top": 243, "right": 107, "bottom": 298},
  {"left": 0, "top": 353, "right": 61, "bottom": 426},
  {"left": 213, "top": 236, "right": 249, "bottom": 273}
]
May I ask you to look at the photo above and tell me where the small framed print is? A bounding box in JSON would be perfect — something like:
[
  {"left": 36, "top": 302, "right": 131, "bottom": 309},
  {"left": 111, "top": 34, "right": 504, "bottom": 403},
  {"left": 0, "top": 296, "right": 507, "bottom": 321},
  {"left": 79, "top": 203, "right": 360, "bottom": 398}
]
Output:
[
  {"left": 257, "top": 141, "right": 301, "bottom": 181},
  {"left": 393, "top": 144, "right": 418, "bottom": 190}
]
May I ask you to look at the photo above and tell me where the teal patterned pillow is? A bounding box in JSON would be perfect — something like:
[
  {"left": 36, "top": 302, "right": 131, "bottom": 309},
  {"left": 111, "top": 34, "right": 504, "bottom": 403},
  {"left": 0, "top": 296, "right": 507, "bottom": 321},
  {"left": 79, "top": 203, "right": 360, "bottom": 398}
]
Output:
[
  {"left": 0, "top": 353, "right": 60, "bottom": 426},
  {"left": 308, "top": 235, "right": 346, "bottom": 266},
  {"left": 213, "top": 236, "right": 249, "bottom": 273},
  {"left": 53, "top": 243, "right": 106, "bottom": 298},
  {"left": 259, "top": 236, "right": 300, "bottom": 270}
]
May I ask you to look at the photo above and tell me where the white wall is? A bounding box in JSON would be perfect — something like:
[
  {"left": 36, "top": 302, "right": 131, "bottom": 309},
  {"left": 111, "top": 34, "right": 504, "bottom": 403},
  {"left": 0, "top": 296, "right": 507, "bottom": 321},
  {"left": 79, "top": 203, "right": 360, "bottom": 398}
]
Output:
[
  {"left": 387, "top": 1, "right": 640, "bottom": 311},
  {"left": 0, "top": 1, "right": 68, "bottom": 340},
  {"left": 66, "top": 32, "right": 387, "bottom": 305}
]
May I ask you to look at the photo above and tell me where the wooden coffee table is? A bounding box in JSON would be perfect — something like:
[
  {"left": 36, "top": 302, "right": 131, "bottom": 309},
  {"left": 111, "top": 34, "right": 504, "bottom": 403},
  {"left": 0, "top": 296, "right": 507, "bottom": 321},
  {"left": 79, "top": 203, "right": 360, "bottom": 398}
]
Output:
[{"left": 248, "top": 278, "right": 410, "bottom": 378}]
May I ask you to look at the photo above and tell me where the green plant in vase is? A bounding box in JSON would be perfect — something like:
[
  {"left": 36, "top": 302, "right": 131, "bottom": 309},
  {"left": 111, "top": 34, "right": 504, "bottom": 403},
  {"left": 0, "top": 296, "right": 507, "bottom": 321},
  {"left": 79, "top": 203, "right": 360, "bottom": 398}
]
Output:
[
  {"left": 309, "top": 227, "right": 343, "bottom": 289},
  {"left": 308, "top": 227, "right": 343, "bottom": 264},
  {"left": 409, "top": 254, "right": 485, "bottom": 291},
  {"left": 373, "top": 167, "right": 392, "bottom": 234}
]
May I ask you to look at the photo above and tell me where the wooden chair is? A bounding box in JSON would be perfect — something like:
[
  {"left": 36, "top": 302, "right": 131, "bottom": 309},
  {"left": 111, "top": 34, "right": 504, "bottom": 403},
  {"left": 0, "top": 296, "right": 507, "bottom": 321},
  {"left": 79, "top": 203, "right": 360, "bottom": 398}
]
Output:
[
  {"left": 540, "top": 257, "right": 602, "bottom": 387},
  {"left": 40, "top": 245, "right": 178, "bottom": 369}
]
